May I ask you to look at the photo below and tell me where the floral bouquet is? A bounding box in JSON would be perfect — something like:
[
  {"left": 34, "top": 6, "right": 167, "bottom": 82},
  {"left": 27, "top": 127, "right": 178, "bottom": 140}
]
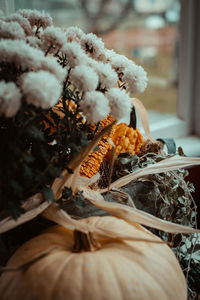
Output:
[{"left": 0, "top": 9, "right": 200, "bottom": 300}]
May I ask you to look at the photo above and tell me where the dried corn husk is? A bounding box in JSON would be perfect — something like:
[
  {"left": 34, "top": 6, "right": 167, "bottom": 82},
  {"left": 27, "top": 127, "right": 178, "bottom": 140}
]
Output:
[
  {"left": 99, "top": 155, "right": 200, "bottom": 193},
  {"left": 82, "top": 188, "right": 200, "bottom": 234},
  {"left": 0, "top": 194, "right": 50, "bottom": 234},
  {"left": 1, "top": 155, "right": 200, "bottom": 235}
]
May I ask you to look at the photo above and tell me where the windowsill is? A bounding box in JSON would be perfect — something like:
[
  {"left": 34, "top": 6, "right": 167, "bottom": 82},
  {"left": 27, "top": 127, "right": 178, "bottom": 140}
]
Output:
[
  {"left": 138, "top": 110, "right": 200, "bottom": 157},
  {"left": 175, "top": 135, "right": 200, "bottom": 157}
]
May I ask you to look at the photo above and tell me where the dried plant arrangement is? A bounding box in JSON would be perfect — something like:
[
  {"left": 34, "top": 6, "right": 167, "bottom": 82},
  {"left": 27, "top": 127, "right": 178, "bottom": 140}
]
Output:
[{"left": 0, "top": 8, "right": 200, "bottom": 300}]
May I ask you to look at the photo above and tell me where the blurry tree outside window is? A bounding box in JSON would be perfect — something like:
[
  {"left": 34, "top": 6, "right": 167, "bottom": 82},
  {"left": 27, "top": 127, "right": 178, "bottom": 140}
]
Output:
[{"left": 15, "top": 0, "right": 180, "bottom": 114}]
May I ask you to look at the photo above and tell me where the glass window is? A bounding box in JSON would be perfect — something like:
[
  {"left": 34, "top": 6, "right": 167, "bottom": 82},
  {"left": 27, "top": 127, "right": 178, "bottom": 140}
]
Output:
[
  {"left": 2, "top": 0, "right": 199, "bottom": 143},
  {"left": 14, "top": 0, "right": 180, "bottom": 115}
]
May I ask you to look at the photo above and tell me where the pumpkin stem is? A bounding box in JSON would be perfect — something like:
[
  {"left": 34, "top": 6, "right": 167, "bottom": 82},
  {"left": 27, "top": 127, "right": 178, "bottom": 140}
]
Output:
[{"left": 73, "top": 230, "right": 101, "bottom": 252}]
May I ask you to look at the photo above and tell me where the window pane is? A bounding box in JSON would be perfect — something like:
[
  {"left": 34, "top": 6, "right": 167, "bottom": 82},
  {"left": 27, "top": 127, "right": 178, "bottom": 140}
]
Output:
[{"left": 15, "top": 0, "right": 180, "bottom": 114}]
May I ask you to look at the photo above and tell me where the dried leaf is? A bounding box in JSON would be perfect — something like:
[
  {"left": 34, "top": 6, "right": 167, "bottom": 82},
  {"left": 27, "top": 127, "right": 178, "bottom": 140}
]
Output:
[
  {"left": 82, "top": 188, "right": 200, "bottom": 234},
  {"left": 0, "top": 197, "right": 50, "bottom": 234},
  {"left": 131, "top": 98, "right": 151, "bottom": 138},
  {"left": 100, "top": 155, "right": 200, "bottom": 192},
  {"left": 52, "top": 121, "right": 116, "bottom": 199},
  {"left": 42, "top": 203, "right": 163, "bottom": 243}
]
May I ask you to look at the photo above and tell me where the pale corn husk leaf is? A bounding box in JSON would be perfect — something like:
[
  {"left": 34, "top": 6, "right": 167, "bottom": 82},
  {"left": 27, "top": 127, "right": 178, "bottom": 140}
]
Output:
[
  {"left": 0, "top": 172, "right": 100, "bottom": 235},
  {"left": 67, "top": 169, "right": 100, "bottom": 194},
  {"left": 52, "top": 121, "right": 115, "bottom": 199},
  {"left": 0, "top": 195, "right": 50, "bottom": 234},
  {"left": 82, "top": 188, "right": 200, "bottom": 234},
  {"left": 22, "top": 193, "right": 44, "bottom": 211},
  {"left": 77, "top": 172, "right": 100, "bottom": 187},
  {"left": 68, "top": 121, "right": 115, "bottom": 170},
  {"left": 100, "top": 155, "right": 200, "bottom": 193},
  {"left": 131, "top": 98, "right": 151, "bottom": 138},
  {"left": 42, "top": 203, "right": 163, "bottom": 243}
]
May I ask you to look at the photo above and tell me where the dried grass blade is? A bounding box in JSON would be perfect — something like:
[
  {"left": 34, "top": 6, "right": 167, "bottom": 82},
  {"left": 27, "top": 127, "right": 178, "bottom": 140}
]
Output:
[
  {"left": 0, "top": 200, "right": 50, "bottom": 234},
  {"left": 52, "top": 121, "right": 116, "bottom": 199},
  {"left": 108, "top": 143, "right": 116, "bottom": 190},
  {"left": 42, "top": 203, "right": 163, "bottom": 243},
  {"left": 131, "top": 98, "right": 151, "bottom": 138},
  {"left": 100, "top": 155, "right": 200, "bottom": 192},
  {"left": 82, "top": 188, "right": 200, "bottom": 234},
  {"left": 68, "top": 121, "right": 116, "bottom": 170}
]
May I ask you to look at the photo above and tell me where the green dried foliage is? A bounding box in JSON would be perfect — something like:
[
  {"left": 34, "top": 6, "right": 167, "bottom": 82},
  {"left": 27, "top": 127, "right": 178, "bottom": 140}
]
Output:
[
  {"left": 112, "top": 151, "right": 200, "bottom": 300},
  {"left": 58, "top": 187, "right": 107, "bottom": 219},
  {"left": 0, "top": 90, "right": 92, "bottom": 218}
]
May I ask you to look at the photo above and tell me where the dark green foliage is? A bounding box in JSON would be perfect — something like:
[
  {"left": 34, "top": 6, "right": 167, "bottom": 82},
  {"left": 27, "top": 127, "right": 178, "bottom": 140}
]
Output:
[
  {"left": 58, "top": 186, "right": 108, "bottom": 219},
  {"left": 0, "top": 88, "right": 92, "bottom": 218}
]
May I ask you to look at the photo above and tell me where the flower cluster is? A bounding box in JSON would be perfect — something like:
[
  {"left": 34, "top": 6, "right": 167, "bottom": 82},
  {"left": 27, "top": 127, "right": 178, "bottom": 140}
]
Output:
[
  {"left": 0, "top": 8, "right": 147, "bottom": 122},
  {"left": 0, "top": 8, "right": 148, "bottom": 217}
]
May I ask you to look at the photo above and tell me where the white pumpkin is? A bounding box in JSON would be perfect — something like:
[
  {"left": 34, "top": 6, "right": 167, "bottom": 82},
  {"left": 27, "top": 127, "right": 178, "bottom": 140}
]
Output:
[{"left": 0, "top": 216, "right": 187, "bottom": 300}]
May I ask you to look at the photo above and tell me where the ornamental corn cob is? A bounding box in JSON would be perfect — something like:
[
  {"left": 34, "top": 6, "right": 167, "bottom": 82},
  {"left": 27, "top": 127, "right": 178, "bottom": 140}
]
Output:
[{"left": 80, "top": 115, "right": 143, "bottom": 178}]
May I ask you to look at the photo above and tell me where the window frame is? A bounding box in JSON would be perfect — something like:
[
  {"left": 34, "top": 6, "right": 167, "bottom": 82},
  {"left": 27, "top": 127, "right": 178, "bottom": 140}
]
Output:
[{"left": 150, "top": 0, "right": 200, "bottom": 141}]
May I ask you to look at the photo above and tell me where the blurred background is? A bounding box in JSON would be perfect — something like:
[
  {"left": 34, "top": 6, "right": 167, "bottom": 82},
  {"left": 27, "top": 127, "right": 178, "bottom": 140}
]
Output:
[{"left": 11, "top": 0, "right": 181, "bottom": 114}]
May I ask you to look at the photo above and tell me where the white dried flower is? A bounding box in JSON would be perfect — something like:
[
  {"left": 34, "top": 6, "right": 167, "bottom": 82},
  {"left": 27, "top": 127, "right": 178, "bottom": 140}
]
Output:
[
  {"left": 26, "top": 36, "right": 42, "bottom": 48},
  {"left": 69, "top": 65, "right": 98, "bottom": 92},
  {"left": 107, "top": 88, "right": 131, "bottom": 121},
  {"left": 0, "top": 20, "right": 25, "bottom": 40},
  {"left": 90, "top": 61, "right": 118, "bottom": 90},
  {"left": 0, "top": 39, "right": 45, "bottom": 70},
  {"left": 62, "top": 42, "right": 89, "bottom": 68},
  {"left": 104, "top": 49, "right": 116, "bottom": 60},
  {"left": 5, "top": 13, "right": 32, "bottom": 36},
  {"left": 22, "top": 71, "right": 62, "bottom": 109},
  {"left": 103, "top": 48, "right": 116, "bottom": 63},
  {"left": 0, "top": 81, "right": 21, "bottom": 117},
  {"left": 80, "top": 33, "right": 105, "bottom": 60},
  {"left": 109, "top": 53, "right": 131, "bottom": 74},
  {"left": 122, "top": 64, "right": 148, "bottom": 94},
  {"left": 40, "top": 56, "right": 67, "bottom": 83},
  {"left": 65, "top": 26, "right": 84, "bottom": 43},
  {"left": 40, "top": 26, "right": 66, "bottom": 54},
  {"left": 18, "top": 9, "right": 53, "bottom": 29},
  {"left": 80, "top": 91, "right": 110, "bottom": 123}
]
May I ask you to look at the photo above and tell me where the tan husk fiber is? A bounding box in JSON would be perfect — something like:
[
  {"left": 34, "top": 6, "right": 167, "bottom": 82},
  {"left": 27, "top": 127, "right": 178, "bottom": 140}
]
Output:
[
  {"left": 82, "top": 188, "right": 200, "bottom": 234},
  {"left": 0, "top": 197, "right": 50, "bottom": 234},
  {"left": 1, "top": 155, "right": 200, "bottom": 235},
  {"left": 99, "top": 155, "right": 200, "bottom": 193},
  {"left": 0, "top": 216, "right": 187, "bottom": 300},
  {"left": 42, "top": 203, "right": 165, "bottom": 242}
]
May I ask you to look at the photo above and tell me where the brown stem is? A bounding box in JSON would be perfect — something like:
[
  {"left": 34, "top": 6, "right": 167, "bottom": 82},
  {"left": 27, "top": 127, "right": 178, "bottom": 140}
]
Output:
[
  {"left": 119, "top": 82, "right": 126, "bottom": 89},
  {"left": 73, "top": 230, "right": 101, "bottom": 253},
  {"left": 108, "top": 144, "right": 116, "bottom": 191},
  {"left": 167, "top": 233, "right": 175, "bottom": 248},
  {"left": 45, "top": 45, "right": 53, "bottom": 56}
]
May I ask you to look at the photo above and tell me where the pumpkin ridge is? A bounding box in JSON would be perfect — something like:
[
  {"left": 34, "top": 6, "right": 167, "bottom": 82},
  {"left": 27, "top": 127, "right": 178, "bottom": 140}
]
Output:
[
  {"left": 103, "top": 254, "right": 127, "bottom": 299},
  {"left": 49, "top": 253, "right": 75, "bottom": 300},
  {"left": 89, "top": 251, "right": 124, "bottom": 300},
  {"left": 119, "top": 247, "right": 183, "bottom": 300},
  {"left": 106, "top": 252, "right": 169, "bottom": 300}
]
